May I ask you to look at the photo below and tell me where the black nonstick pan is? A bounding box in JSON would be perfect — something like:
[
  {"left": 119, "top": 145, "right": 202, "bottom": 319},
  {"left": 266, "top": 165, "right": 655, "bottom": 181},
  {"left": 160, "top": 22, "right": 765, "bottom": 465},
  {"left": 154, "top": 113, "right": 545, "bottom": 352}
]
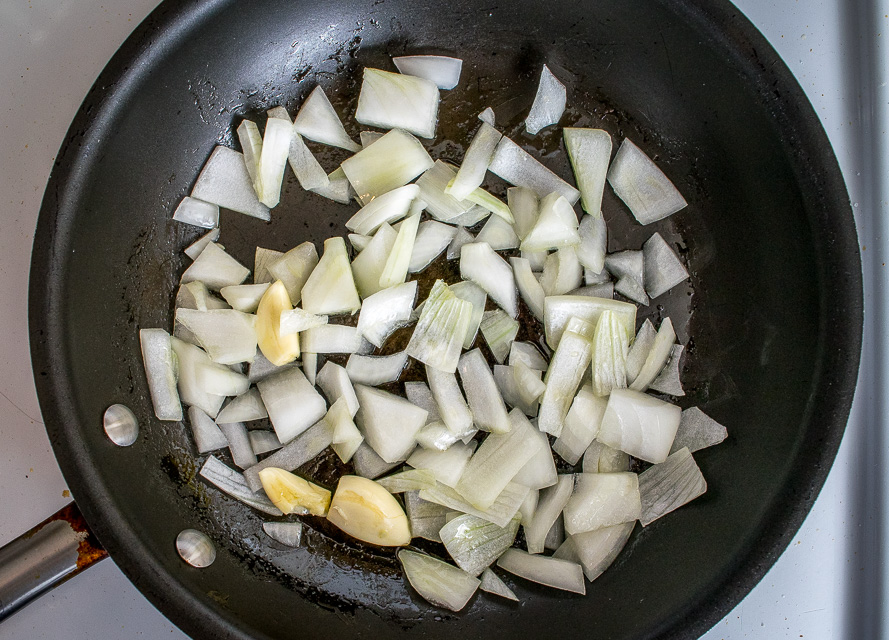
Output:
[{"left": 21, "top": 0, "right": 862, "bottom": 638}]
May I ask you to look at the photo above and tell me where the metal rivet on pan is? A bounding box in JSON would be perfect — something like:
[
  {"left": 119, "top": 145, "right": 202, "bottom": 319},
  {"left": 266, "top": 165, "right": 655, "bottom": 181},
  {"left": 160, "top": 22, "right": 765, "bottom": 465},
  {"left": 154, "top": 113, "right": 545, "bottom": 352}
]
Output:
[
  {"left": 176, "top": 529, "right": 216, "bottom": 568},
  {"left": 103, "top": 404, "right": 139, "bottom": 447}
]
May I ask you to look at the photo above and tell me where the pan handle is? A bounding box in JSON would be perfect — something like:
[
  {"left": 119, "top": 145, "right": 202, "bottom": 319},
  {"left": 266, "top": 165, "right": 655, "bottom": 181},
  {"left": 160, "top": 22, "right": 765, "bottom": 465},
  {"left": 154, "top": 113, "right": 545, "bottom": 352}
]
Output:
[{"left": 0, "top": 502, "right": 107, "bottom": 622}]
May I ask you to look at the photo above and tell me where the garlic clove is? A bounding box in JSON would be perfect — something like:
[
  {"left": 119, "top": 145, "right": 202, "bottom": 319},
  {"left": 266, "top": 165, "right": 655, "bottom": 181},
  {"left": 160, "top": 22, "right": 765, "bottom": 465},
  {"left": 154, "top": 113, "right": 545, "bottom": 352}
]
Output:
[
  {"left": 326, "top": 475, "right": 412, "bottom": 546},
  {"left": 256, "top": 280, "right": 300, "bottom": 366},
  {"left": 258, "top": 467, "right": 331, "bottom": 516}
]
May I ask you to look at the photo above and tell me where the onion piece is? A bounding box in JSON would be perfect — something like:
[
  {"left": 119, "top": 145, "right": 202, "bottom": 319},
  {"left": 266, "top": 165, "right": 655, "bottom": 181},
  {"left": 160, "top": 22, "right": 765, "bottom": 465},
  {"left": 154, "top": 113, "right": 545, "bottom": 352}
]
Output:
[
  {"left": 643, "top": 232, "right": 689, "bottom": 299},
  {"left": 355, "top": 280, "right": 417, "bottom": 348},
  {"left": 479, "top": 568, "right": 518, "bottom": 601},
  {"left": 380, "top": 211, "right": 421, "bottom": 288},
  {"left": 520, "top": 193, "right": 580, "bottom": 252},
  {"left": 570, "top": 283, "right": 614, "bottom": 299},
  {"left": 404, "top": 381, "right": 441, "bottom": 424},
  {"left": 507, "top": 187, "right": 539, "bottom": 241},
  {"left": 511, "top": 420, "right": 557, "bottom": 490},
  {"left": 300, "top": 324, "right": 366, "bottom": 354},
  {"left": 552, "top": 386, "right": 607, "bottom": 464},
  {"left": 509, "top": 342, "right": 548, "bottom": 371},
  {"left": 181, "top": 243, "right": 250, "bottom": 292},
  {"left": 416, "top": 421, "right": 464, "bottom": 451},
  {"left": 237, "top": 119, "right": 263, "bottom": 184},
  {"left": 254, "top": 115, "right": 292, "bottom": 207},
  {"left": 447, "top": 122, "right": 503, "bottom": 201},
  {"left": 456, "top": 409, "right": 541, "bottom": 509},
  {"left": 670, "top": 407, "right": 728, "bottom": 454},
  {"left": 629, "top": 317, "right": 675, "bottom": 392},
  {"left": 406, "top": 280, "right": 473, "bottom": 373},
  {"left": 398, "top": 550, "right": 480, "bottom": 612},
  {"left": 510, "top": 257, "right": 545, "bottom": 321},
  {"left": 218, "top": 421, "right": 258, "bottom": 469},
  {"left": 639, "top": 447, "right": 707, "bottom": 526},
  {"left": 352, "top": 442, "right": 403, "bottom": 479},
  {"left": 444, "top": 281, "right": 485, "bottom": 350},
  {"left": 449, "top": 204, "right": 491, "bottom": 228},
  {"left": 302, "top": 352, "right": 318, "bottom": 385},
  {"left": 461, "top": 186, "right": 514, "bottom": 223},
  {"left": 170, "top": 337, "right": 225, "bottom": 418},
  {"left": 540, "top": 248, "right": 583, "bottom": 297},
  {"left": 569, "top": 521, "right": 634, "bottom": 581},
  {"left": 582, "top": 440, "right": 630, "bottom": 473},
  {"left": 523, "top": 474, "right": 573, "bottom": 554},
  {"left": 441, "top": 513, "right": 521, "bottom": 576},
  {"left": 392, "top": 55, "right": 463, "bottom": 89},
  {"left": 176, "top": 281, "right": 229, "bottom": 311},
  {"left": 216, "top": 388, "right": 267, "bottom": 423},
  {"left": 590, "top": 310, "right": 629, "bottom": 396},
  {"left": 575, "top": 214, "right": 608, "bottom": 274},
  {"left": 279, "top": 307, "right": 328, "bottom": 335},
  {"left": 195, "top": 361, "right": 250, "bottom": 397},
  {"left": 360, "top": 131, "right": 384, "bottom": 148},
  {"left": 408, "top": 441, "right": 476, "bottom": 488},
  {"left": 191, "top": 146, "right": 270, "bottom": 221},
  {"left": 249, "top": 431, "right": 281, "bottom": 458},
  {"left": 525, "top": 65, "right": 566, "bottom": 135},
  {"left": 352, "top": 223, "right": 398, "bottom": 298},
  {"left": 328, "top": 396, "right": 363, "bottom": 463},
  {"left": 342, "top": 129, "right": 434, "bottom": 204},
  {"left": 345, "top": 184, "right": 420, "bottom": 236},
  {"left": 292, "top": 86, "right": 361, "bottom": 152},
  {"left": 475, "top": 214, "right": 519, "bottom": 250},
  {"left": 416, "top": 160, "right": 474, "bottom": 221},
  {"left": 348, "top": 234, "right": 372, "bottom": 252},
  {"left": 605, "top": 250, "right": 648, "bottom": 306},
  {"left": 377, "top": 468, "right": 437, "bottom": 493},
  {"left": 405, "top": 491, "right": 449, "bottom": 542},
  {"left": 288, "top": 131, "right": 330, "bottom": 190},
  {"left": 543, "top": 295, "right": 636, "bottom": 350},
  {"left": 420, "top": 480, "right": 529, "bottom": 528},
  {"left": 262, "top": 521, "right": 303, "bottom": 548},
  {"left": 188, "top": 406, "right": 229, "bottom": 454},
  {"left": 173, "top": 196, "right": 219, "bottom": 229},
  {"left": 311, "top": 167, "right": 354, "bottom": 204},
  {"left": 199, "top": 455, "right": 283, "bottom": 516},
  {"left": 479, "top": 310, "right": 519, "bottom": 364},
  {"left": 184, "top": 228, "right": 221, "bottom": 261},
  {"left": 598, "top": 389, "right": 681, "bottom": 464},
  {"left": 219, "top": 283, "right": 270, "bottom": 313},
  {"left": 247, "top": 351, "right": 293, "bottom": 385},
  {"left": 354, "top": 384, "right": 427, "bottom": 463},
  {"left": 625, "top": 319, "right": 657, "bottom": 384},
  {"left": 355, "top": 68, "right": 440, "bottom": 139},
  {"left": 301, "top": 237, "right": 361, "bottom": 315},
  {"left": 649, "top": 344, "right": 685, "bottom": 396},
  {"left": 563, "top": 128, "right": 612, "bottom": 217},
  {"left": 346, "top": 352, "right": 409, "bottom": 386},
  {"left": 513, "top": 360, "right": 547, "bottom": 405},
  {"left": 409, "top": 221, "right": 458, "bottom": 272},
  {"left": 537, "top": 318, "right": 595, "bottom": 437},
  {"left": 259, "top": 467, "right": 331, "bottom": 516},
  {"left": 458, "top": 349, "right": 512, "bottom": 434},
  {"left": 489, "top": 136, "right": 580, "bottom": 205},
  {"left": 257, "top": 367, "right": 327, "bottom": 444},
  {"left": 447, "top": 227, "right": 475, "bottom": 260},
  {"left": 522, "top": 250, "right": 547, "bottom": 272},
  {"left": 493, "top": 365, "right": 539, "bottom": 417},
  {"left": 460, "top": 242, "right": 517, "bottom": 317},
  {"left": 174, "top": 309, "right": 257, "bottom": 365},
  {"left": 563, "top": 472, "right": 641, "bottom": 535},
  {"left": 426, "top": 365, "right": 474, "bottom": 437},
  {"left": 267, "top": 242, "right": 319, "bottom": 304},
  {"left": 315, "top": 362, "right": 360, "bottom": 418},
  {"left": 242, "top": 418, "right": 333, "bottom": 493},
  {"left": 607, "top": 138, "right": 687, "bottom": 225},
  {"left": 496, "top": 549, "right": 585, "bottom": 594}
]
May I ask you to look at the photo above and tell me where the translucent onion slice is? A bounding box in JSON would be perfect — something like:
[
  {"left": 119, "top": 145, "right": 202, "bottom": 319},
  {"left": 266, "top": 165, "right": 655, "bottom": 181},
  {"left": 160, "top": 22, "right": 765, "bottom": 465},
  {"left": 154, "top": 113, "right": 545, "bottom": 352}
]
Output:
[
  {"left": 288, "top": 131, "right": 330, "bottom": 191},
  {"left": 257, "top": 366, "right": 327, "bottom": 444},
  {"left": 360, "top": 130, "right": 384, "bottom": 148},
  {"left": 174, "top": 309, "right": 257, "bottom": 365},
  {"left": 176, "top": 281, "right": 231, "bottom": 312},
  {"left": 478, "top": 107, "right": 496, "bottom": 126},
  {"left": 259, "top": 467, "right": 331, "bottom": 516},
  {"left": 522, "top": 249, "right": 547, "bottom": 272},
  {"left": 509, "top": 342, "right": 548, "bottom": 371},
  {"left": 524, "top": 474, "right": 574, "bottom": 554},
  {"left": 441, "top": 513, "right": 521, "bottom": 576},
  {"left": 216, "top": 388, "right": 267, "bottom": 423},
  {"left": 571, "top": 283, "right": 614, "bottom": 299},
  {"left": 267, "top": 242, "right": 318, "bottom": 305},
  {"left": 569, "top": 521, "right": 634, "bottom": 581},
  {"left": 346, "top": 184, "right": 420, "bottom": 236},
  {"left": 393, "top": 55, "right": 463, "bottom": 89},
  {"left": 488, "top": 136, "right": 580, "bottom": 204},
  {"left": 237, "top": 119, "right": 262, "bottom": 184},
  {"left": 507, "top": 187, "right": 539, "bottom": 241},
  {"left": 479, "top": 568, "right": 518, "bottom": 601},
  {"left": 563, "top": 128, "right": 612, "bottom": 217},
  {"left": 279, "top": 307, "right": 328, "bottom": 336},
  {"left": 605, "top": 250, "right": 648, "bottom": 306},
  {"left": 629, "top": 317, "right": 676, "bottom": 392},
  {"left": 184, "top": 228, "right": 221, "bottom": 261},
  {"left": 355, "top": 68, "right": 440, "bottom": 139},
  {"left": 352, "top": 442, "right": 403, "bottom": 480},
  {"left": 417, "top": 421, "right": 464, "bottom": 451},
  {"left": 552, "top": 386, "right": 607, "bottom": 464},
  {"left": 643, "top": 232, "right": 689, "bottom": 299},
  {"left": 447, "top": 227, "right": 475, "bottom": 260},
  {"left": 300, "top": 324, "right": 367, "bottom": 354},
  {"left": 352, "top": 223, "right": 398, "bottom": 298},
  {"left": 254, "top": 116, "right": 292, "bottom": 208},
  {"left": 328, "top": 396, "right": 363, "bottom": 463},
  {"left": 355, "top": 281, "right": 417, "bottom": 348},
  {"left": 510, "top": 257, "right": 545, "bottom": 321},
  {"left": 493, "top": 365, "right": 539, "bottom": 417},
  {"left": 543, "top": 295, "right": 636, "bottom": 350},
  {"left": 475, "top": 214, "right": 519, "bottom": 250},
  {"left": 496, "top": 549, "right": 585, "bottom": 594},
  {"left": 408, "top": 441, "right": 476, "bottom": 488},
  {"left": 406, "top": 280, "right": 473, "bottom": 374},
  {"left": 292, "top": 85, "right": 361, "bottom": 152},
  {"left": 607, "top": 138, "right": 687, "bottom": 225},
  {"left": 405, "top": 491, "right": 449, "bottom": 542},
  {"left": 262, "top": 521, "right": 303, "bottom": 548},
  {"left": 311, "top": 167, "right": 354, "bottom": 204},
  {"left": 513, "top": 360, "right": 547, "bottom": 405},
  {"left": 458, "top": 349, "right": 512, "bottom": 435},
  {"left": 670, "top": 407, "right": 728, "bottom": 454},
  {"left": 349, "top": 234, "right": 372, "bottom": 252},
  {"left": 170, "top": 337, "right": 225, "bottom": 419},
  {"left": 649, "top": 344, "right": 685, "bottom": 396},
  {"left": 380, "top": 211, "right": 421, "bottom": 289},
  {"left": 563, "top": 472, "right": 641, "bottom": 535},
  {"left": 582, "top": 440, "right": 631, "bottom": 473},
  {"left": 218, "top": 421, "right": 257, "bottom": 469},
  {"left": 315, "top": 361, "right": 360, "bottom": 418},
  {"left": 346, "top": 352, "right": 409, "bottom": 385},
  {"left": 341, "top": 129, "right": 433, "bottom": 203},
  {"left": 354, "top": 384, "right": 428, "bottom": 463},
  {"left": 219, "top": 283, "right": 270, "bottom": 313},
  {"left": 598, "top": 389, "right": 681, "bottom": 464},
  {"left": 301, "top": 237, "right": 361, "bottom": 315},
  {"left": 525, "top": 65, "right": 566, "bottom": 135},
  {"left": 449, "top": 204, "right": 491, "bottom": 227},
  {"left": 377, "top": 468, "right": 437, "bottom": 493},
  {"left": 242, "top": 418, "right": 333, "bottom": 493},
  {"left": 537, "top": 318, "right": 595, "bottom": 437},
  {"left": 420, "top": 481, "right": 529, "bottom": 528},
  {"left": 416, "top": 160, "right": 474, "bottom": 221},
  {"left": 181, "top": 242, "right": 250, "bottom": 292},
  {"left": 446, "top": 281, "right": 486, "bottom": 350},
  {"left": 575, "top": 214, "right": 608, "bottom": 274},
  {"left": 590, "top": 310, "right": 629, "bottom": 397},
  {"left": 479, "top": 310, "right": 519, "bottom": 364},
  {"left": 302, "top": 352, "right": 318, "bottom": 385},
  {"left": 639, "top": 447, "right": 707, "bottom": 526},
  {"left": 199, "top": 455, "right": 282, "bottom": 516},
  {"left": 625, "top": 319, "right": 657, "bottom": 384},
  {"left": 461, "top": 186, "right": 514, "bottom": 223},
  {"left": 511, "top": 418, "right": 557, "bottom": 490},
  {"left": 191, "top": 146, "right": 270, "bottom": 221},
  {"left": 404, "top": 381, "right": 441, "bottom": 424},
  {"left": 327, "top": 475, "right": 411, "bottom": 546},
  {"left": 540, "top": 248, "right": 583, "bottom": 297},
  {"left": 188, "top": 406, "right": 229, "bottom": 454},
  {"left": 409, "top": 221, "right": 458, "bottom": 272},
  {"left": 247, "top": 351, "right": 293, "bottom": 384},
  {"left": 520, "top": 193, "right": 580, "bottom": 252},
  {"left": 460, "top": 242, "right": 517, "bottom": 318},
  {"left": 195, "top": 361, "right": 250, "bottom": 397},
  {"left": 173, "top": 196, "right": 219, "bottom": 229},
  {"left": 447, "top": 122, "right": 503, "bottom": 201},
  {"left": 426, "top": 365, "right": 474, "bottom": 437},
  {"left": 398, "top": 550, "right": 480, "bottom": 612}
]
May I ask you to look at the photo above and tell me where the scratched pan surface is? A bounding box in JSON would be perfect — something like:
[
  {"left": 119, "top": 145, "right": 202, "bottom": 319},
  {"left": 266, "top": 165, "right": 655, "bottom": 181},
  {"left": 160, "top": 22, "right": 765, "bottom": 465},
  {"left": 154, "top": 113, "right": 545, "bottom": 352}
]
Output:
[{"left": 29, "top": 0, "right": 861, "bottom": 638}]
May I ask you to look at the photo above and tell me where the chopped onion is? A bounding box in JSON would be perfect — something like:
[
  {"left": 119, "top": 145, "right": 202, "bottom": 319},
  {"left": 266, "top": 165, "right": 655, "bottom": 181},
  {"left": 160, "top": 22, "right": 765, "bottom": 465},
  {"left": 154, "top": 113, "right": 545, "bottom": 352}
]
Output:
[
  {"left": 355, "top": 280, "right": 417, "bottom": 347},
  {"left": 288, "top": 131, "right": 330, "bottom": 191},
  {"left": 509, "top": 342, "right": 548, "bottom": 370},
  {"left": 248, "top": 429, "right": 282, "bottom": 456},
  {"left": 301, "top": 237, "right": 361, "bottom": 315},
  {"left": 460, "top": 242, "right": 517, "bottom": 317},
  {"left": 302, "top": 352, "right": 318, "bottom": 385},
  {"left": 242, "top": 418, "right": 333, "bottom": 493},
  {"left": 478, "top": 107, "right": 496, "bottom": 126},
  {"left": 348, "top": 234, "right": 372, "bottom": 252},
  {"left": 479, "top": 310, "right": 519, "bottom": 364},
  {"left": 605, "top": 250, "right": 648, "bottom": 306},
  {"left": 513, "top": 360, "right": 547, "bottom": 405},
  {"left": 441, "top": 513, "right": 520, "bottom": 576},
  {"left": 479, "top": 568, "right": 518, "bottom": 601},
  {"left": 426, "top": 365, "right": 474, "bottom": 437},
  {"left": 569, "top": 521, "right": 634, "bottom": 581},
  {"left": 346, "top": 352, "right": 409, "bottom": 385},
  {"left": 300, "top": 324, "right": 366, "bottom": 354},
  {"left": 489, "top": 136, "right": 580, "bottom": 204},
  {"left": 458, "top": 348, "right": 512, "bottom": 434},
  {"left": 315, "top": 361, "right": 360, "bottom": 418},
  {"left": 184, "top": 228, "right": 221, "bottom": 261},
  {"left": 643, "top": 232, "right": 689, "bottom": 299},
  {"left": 443, "top": 281, "right": 485, "bottom": 349},
  {"left": 195, "top": 361, "right": 250, "bottom": 397},
  {"left": 170, "top": 337, "right": 225, "bottom": 418},
  {"left": 237, "top": 119, "right": 262, "bottom": 184},
  {"left": 404, "top": 381, "right": 441, "bottom": 423},
  {"left": 292, "top": 85, "right": 361, "bottom": 152},
  {"left": 406, "top": 280, "right": 473, "bottom": 373},
  {"left": 404, "top": 491, "right": 449, "bottom": 542},
  {"left": 173, "top": 196, "right": 219, "bottom": 229},
  {"left": 493, "top": 365, "right": 539, "bottom": 417},
  {"left": 328, "top": 396, "right": 363, "bottom": 463},
  {"left": 447, "top": 122, "right": 502, "bottom": 201},
  {"left": 267, "top": 241, "right": 319, "bottom": 304},
  {"left": 191, "top": 146, "right": 270, "bottom": 221},
  {"left": 537, "top": 318, "right": 595, "bottom": 437},
  {"left": 563, "top": 472, "right": 641, "bottom": 535},
  {"left": 607, "top": 138, "right": 687, "bottom": 225},
  {"left": 355, "top": 68, "right": 440, "bottom": 139},
  {"left": 174, "top": 309, "right": 257, "bottom": 365},
  {"left": 525, "top": 65, "right": 566, "bottom": 135},
  {"left": 398, "top": 549, "right": 480, "bottom": 612},
  {"left": 598, "top": 389, "right": 681, "bottom": 464},
  {"left": 582, "top": 440, "right": 630, "bottom": 473},
  {"left": 447, "top": 227, "right": 475, "bottom": 260},
  {"left": 345, "top": 184, "right": 420, "bottom": 236},
  {"left": 475, "top": 214, "right": 519, "bottom": 250},
  {"left": 341, "top": 129, "right": 433, "bottom": 203},
  {"left": 257, "top": 367, "right": 327, "bottom": 444},
  {"left": 511, "top": 419, "right": 557, "bottom": 489},
  {"left": 408, "top": 441, "right": 476, "bottom": 488},
  {"left": 409, "top": 221, "right": 457, "bottom": 272},
  {"left": 523, "top": 474, "right": 573, "bottom": 554},
  {"left": 519, "top": 489, "right": 540, "bottom": 528},
  {"left": 219, "top": 283, "right": 270, "bottom": 313},
  {"left": 380, "top": 211, "right": 421, "bottom": 289},
  {"left": 563, "top": 128, "right": 612, "bottom": 216},
  {"left": 181, "top": 242, "right": 250, "bottom": 291},
  {"left": 420, "top": 480, "right": 529, "bottom": 528},
  {"left": 590, "top": 310, "right": 629, "bottom": 396},
  {"left": 360, "top": 130, "right": 384, "bottom": 148},
  {"left": 520, "top": 193, "right": 580, "bottom": 252},
  {"left": 552, "top": 386, "right": 607, "bottom": 464},
  {"left": 176, "top": 281, "right": 230, "bottom": 311},
  {"left": 311, "top": 167, "right": 354, "bottom": 204},
  {"left": 417, "top": 421, "right": 464, "bottom": 451},
  {"left": 570, "top": 283, "right": 614, "bottom": 299},
  {"left": 352, "top": 223, "right": 398, "bottom": 298},
  {"left": 377, "top": 468, "right": 437, "bottom": 493},
  {"left": 218, "top": 421, "right": 258, "bottom": 469},
  {"left": 216, "top": 388, "right": 267, "bottom": 423},
  {"left": 247, "top": 351, "right": 293, "bottom": 384},
  {"left": 254, "top": 115, "right": 292, "bottom": 208},
  {"left": 416, "top": 160, "right": 474, "bottom": 221},
  {"left": 352, "top": 442, "right": 403, "bottom": 479},
  {"left": 199, "top": 455, "right": 282, "bottom": 516},
  {"left": 510, "top": 257, "right": 545, "bottom": 321},
  {"left": 629, "top": 317, "right": 675, "bottom": 392},
  {"left": 496, "top": 548, "right": 585, "bottom": 594},
  {"left": 507, "top": 187, "right": 539, "bottom": 241},
  {"left": 449, "top": 204, "right": 491, "bottom": 227},
  {"left": 639, "top": 447, "right": 706, "bottom": 526},
  {"left": 543, "top": 295, "right": 636, "bottom": 350},
  {"left": 393, "top": 55, "right": 463, "bottom": 89},
  {"left": 540, "top": 248, "right": 583, "bottom": 297},
  {"left": 279, "top": 307, "right": 328, "bottom": 336},
  {"left": 649, "top": 344, "right": 685, "bottom": 396},
  {"left": 188, "top": 406, "right": 229, "bottom": 453},
  {"left": 461, "top": 186, "right": 514, "bottom": 223},
  {"left": 670, "top": 407, "right": 728, "bottom": 454},
  {"left": 522, "top": 250, "right": 547, "bottom": 272},
  {"left": 575, "top": 214, "right": 607, "bottom": 274},
  {"left": 625, "top": 319, "right": 656, "bottom": 384},
  {"left": 354, "top": 384, "right": 427, "bottom": 463},
  {"left": 262, "top": 521, "right": 304, "bottom": 548}
]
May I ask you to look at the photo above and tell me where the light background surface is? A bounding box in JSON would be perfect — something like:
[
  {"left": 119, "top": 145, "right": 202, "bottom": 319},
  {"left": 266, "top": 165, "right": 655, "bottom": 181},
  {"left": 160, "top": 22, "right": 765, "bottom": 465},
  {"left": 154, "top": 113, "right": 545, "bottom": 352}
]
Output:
[{"left": 0, "top": 1, "right": 884, "bottom": 638}]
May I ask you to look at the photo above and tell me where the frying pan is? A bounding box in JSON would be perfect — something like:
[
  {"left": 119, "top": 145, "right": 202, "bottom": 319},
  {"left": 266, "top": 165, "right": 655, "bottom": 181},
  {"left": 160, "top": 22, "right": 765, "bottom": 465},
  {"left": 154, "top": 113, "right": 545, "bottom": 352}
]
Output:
[{"left": 14, "top": 0, "right": 861, "bottom": 637}]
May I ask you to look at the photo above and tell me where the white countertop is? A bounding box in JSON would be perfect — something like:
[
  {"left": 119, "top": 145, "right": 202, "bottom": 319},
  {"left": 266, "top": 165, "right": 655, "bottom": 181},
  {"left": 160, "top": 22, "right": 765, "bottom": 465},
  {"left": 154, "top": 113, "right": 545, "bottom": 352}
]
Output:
[{"left": 0, "top": 1, "right": 883, "bottom": 638}]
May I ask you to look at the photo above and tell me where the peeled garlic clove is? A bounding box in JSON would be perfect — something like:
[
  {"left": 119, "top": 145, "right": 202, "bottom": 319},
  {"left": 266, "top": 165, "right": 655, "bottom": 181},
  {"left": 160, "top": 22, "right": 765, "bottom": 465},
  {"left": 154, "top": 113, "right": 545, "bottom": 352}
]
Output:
[
  {"left": 256, "top": 280, "right": 300, "bottom": 366},
  {"left": 258, "top": 467, "right": 331, "bottom": 516},
  {"left": 326, "top": 475, "right": 412, "bottom": 546}
]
